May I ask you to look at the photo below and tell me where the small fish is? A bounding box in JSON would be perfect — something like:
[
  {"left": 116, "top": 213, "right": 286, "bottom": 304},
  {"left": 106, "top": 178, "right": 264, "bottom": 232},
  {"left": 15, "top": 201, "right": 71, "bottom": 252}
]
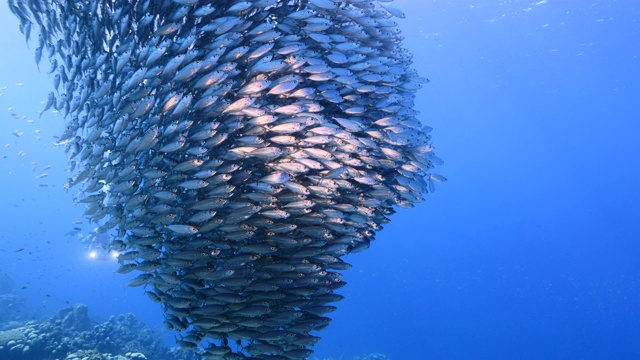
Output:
[
  {"left": 38, "top": 92, "right": 55, "bottom": 117},
  {"left": 166, "top": 224, "right": 199, "bottom": 235}
]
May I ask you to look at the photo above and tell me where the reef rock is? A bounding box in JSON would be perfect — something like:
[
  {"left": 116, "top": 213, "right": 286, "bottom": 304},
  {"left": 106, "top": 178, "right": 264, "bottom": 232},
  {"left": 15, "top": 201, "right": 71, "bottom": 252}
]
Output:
[{"left": 0, "top": 304, "right": 197, "bottom": 360}]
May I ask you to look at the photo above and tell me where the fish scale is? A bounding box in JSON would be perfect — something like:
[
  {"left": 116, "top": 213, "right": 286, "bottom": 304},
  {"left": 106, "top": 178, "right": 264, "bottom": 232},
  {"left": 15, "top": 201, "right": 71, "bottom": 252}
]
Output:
[{"left": 10, "top": 0, "right": 445, "bottom": 358}]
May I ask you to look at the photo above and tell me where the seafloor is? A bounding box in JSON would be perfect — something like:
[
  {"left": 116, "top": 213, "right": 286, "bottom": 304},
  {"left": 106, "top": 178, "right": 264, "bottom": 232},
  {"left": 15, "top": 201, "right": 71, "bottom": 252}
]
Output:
[{"left": 0, "top": 273, "right": 388, "bottom": 360}]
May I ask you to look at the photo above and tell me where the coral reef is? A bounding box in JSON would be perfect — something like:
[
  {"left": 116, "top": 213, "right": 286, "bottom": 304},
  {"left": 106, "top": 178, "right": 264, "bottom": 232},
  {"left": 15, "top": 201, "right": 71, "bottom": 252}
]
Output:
[
  {"left": 0, "top": 304, "right": 197, "bottom": 360},
  {"left": 64, "top": 350, "right": 148, "bottom": 360}
]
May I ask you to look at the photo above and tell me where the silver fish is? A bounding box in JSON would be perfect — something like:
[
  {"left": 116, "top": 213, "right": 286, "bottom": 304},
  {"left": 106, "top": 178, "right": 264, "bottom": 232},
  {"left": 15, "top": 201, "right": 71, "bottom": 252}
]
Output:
[{"left": 12, "top": 0, "right": 444, "bottom": 357}]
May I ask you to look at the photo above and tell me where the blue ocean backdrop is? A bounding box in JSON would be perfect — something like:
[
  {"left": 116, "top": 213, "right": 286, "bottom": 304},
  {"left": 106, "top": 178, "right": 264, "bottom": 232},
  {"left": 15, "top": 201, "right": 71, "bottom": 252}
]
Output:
[{"left": 1, "top": 1, "right": 639, "bottom": 359}]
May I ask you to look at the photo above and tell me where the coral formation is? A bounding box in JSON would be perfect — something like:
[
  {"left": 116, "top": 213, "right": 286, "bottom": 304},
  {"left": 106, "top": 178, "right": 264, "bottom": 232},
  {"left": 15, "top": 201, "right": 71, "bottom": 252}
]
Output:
[
  {"left": 65, "top": 350, "right": 148, "bottom": 360},
  {"left": 0, "top": 304, "right": 196, "bottom": 360}
]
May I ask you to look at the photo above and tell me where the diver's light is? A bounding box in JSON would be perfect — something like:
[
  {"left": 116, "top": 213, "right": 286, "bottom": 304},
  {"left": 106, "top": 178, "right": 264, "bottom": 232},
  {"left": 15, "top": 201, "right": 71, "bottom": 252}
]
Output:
[
  {"left": 88, "top": 251, "right": 97, "bottom": 259},
  {"left": 111, "top": 251, "right": 119, "bottom": 259}
]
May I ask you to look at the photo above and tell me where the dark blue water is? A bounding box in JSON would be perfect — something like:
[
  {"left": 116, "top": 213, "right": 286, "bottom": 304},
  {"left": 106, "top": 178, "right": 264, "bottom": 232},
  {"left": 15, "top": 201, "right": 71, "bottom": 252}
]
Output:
[{"left": 1, "top": 1, "right": 639, "bottom": 359}]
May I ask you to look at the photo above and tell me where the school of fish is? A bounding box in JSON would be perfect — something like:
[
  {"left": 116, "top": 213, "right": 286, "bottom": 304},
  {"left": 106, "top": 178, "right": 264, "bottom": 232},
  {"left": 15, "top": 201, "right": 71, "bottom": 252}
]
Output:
[{"left": 9, "top": 0, "right": 445, "bottom": 358}]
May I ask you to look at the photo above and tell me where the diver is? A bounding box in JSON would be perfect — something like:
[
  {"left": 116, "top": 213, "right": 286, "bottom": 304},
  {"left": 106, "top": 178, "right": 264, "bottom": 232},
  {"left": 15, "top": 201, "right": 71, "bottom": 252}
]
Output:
[{"left": 79, "top": 229, "right": 117, "bottom": 261}]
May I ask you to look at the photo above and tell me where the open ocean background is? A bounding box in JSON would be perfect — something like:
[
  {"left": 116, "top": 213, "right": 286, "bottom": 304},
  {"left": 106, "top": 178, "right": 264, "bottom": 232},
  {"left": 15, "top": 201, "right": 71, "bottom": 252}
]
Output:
[{"left": 1, "top": 1, "right": 639, "bottom": 359}]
